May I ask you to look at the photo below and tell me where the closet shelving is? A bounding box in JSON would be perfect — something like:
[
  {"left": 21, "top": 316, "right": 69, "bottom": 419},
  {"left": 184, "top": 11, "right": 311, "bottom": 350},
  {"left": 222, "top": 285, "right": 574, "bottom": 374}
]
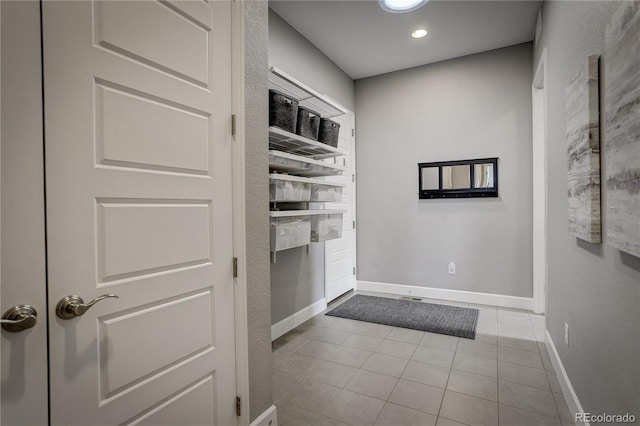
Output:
[
  {"left": 268, "top": 67, "right": 347, "bottom": 263},
  {"left": 269, "top": 126, "right": 347, "bottom": 160},
  {"left": 269, "top": 66, "right": 347, "bottom": 118},
  {"left": 269, "top": 150, "right": 346, "bottom": 177}
]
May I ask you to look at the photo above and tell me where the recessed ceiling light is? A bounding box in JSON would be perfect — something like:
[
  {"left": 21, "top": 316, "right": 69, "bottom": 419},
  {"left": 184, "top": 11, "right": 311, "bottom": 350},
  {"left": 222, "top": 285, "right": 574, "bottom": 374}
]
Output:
[
  {"left": 411, "top": 29, "right": 428, "bottom": 39},
  {"left": 380, "top": 0, "right": 428, "bottom": 13}
]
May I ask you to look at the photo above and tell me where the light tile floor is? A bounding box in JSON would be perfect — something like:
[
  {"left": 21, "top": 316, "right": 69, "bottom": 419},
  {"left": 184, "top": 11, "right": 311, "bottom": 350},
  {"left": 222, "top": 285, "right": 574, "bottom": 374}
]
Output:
[{"left": 272, "top": 291, "right": 576, "bottom": 426}]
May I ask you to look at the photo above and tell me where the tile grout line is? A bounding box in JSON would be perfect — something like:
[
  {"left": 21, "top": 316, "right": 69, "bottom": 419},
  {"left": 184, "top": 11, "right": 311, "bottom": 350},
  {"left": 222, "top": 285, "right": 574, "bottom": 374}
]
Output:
[
  {"left": 498, "top": 400, "right": 565, "bottom": 422},
  {"left": 497, "top": 329, "right": 502, "bottom": 426},
  {"left": 369, "top": 336, "right": 417, "bottom": 425},
  {"left": 434, "top": 337, "right": 459, "bottom": 421}
]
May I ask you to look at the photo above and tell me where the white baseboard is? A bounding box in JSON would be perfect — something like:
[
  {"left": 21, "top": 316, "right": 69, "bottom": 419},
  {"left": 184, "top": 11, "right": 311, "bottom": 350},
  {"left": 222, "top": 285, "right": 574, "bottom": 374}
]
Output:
[
  {"left": 271, "top": 298, "right": 327, "bottom": 341},
  {"left": 546, "top": 331, "right": 587, "bottom": 426},
  {"left": 356, "top": 280, "right": 533, "bottom": 311},
  {"left": 251, "top": 404, "right": 278, "bottom": 426}
]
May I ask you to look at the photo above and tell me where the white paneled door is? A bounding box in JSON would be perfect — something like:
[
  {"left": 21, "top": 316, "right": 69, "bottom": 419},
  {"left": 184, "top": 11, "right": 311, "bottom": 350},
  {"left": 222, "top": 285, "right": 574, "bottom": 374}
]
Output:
[
  {"left": 42, "top": 1, "right": 236, "bottom": 425},
  {"left": 324, "top": 113, "right": 357, "bottom": 303}
]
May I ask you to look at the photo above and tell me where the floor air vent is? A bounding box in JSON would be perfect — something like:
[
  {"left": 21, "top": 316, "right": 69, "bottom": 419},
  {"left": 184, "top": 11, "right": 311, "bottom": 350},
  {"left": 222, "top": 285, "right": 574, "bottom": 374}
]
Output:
[{"left": 400, "top": 296, "right": 423, "bottom": 302}]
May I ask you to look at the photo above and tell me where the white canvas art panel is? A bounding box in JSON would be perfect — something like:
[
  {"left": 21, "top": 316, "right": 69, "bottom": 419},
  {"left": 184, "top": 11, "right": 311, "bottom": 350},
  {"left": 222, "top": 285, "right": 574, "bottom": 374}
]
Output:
[
  {"left": 604, "top": 1, "right": 640, "bottom": 258},
  {"left": 566, "top": 55, "right": 601, "bottom": 243}
]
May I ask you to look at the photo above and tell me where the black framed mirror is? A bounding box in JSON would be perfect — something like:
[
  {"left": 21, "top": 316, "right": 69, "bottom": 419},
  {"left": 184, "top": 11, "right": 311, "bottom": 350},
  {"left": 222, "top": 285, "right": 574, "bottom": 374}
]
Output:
[{"left": 418, "top": 157, "right": 498, "bottom": 199}]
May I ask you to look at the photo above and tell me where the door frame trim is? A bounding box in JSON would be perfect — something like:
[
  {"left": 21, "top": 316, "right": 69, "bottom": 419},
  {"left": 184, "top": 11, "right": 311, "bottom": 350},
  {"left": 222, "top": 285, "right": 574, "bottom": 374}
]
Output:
[
  {"left": 231, "top": 1, "right": 250, "bottom": 424},
  {"left": 532, "top": 47, "right": 548, "bottom": 315},
  {"left": 1, "top": 4, "right": 3, "bottom": 418}
]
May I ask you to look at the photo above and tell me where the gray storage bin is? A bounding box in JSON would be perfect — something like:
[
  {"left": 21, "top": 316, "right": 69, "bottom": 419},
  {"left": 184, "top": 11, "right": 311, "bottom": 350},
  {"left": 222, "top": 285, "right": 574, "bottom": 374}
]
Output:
[
  {"left": 318, "top": 118, "right": 340, "bottom": 147},
  {"left": 295, "top": 107, "right": 321, "bottom": 140},
  {"left": 269, "top": 89, "right": 298, "bottom": 133}
]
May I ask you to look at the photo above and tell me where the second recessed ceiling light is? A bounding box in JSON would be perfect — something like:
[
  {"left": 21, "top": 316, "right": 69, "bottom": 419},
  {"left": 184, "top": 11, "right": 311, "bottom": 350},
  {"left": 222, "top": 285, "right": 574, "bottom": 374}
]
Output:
[{"left": 412, "top": 29, "right": 428, "bottom": 38}]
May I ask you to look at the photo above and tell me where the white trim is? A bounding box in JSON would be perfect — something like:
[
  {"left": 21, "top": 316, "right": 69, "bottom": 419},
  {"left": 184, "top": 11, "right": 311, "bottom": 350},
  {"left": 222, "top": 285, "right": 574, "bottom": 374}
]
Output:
[
  {"left": 0, "top": 2, "right": 3, "bottom": 419},
  {"left": 532, "top": 47, "right": 548, "bottom": 315},
  {"left": 269, "top": 209, "right": 345, "bottom": 218},
  {"left": 250, "top": 405, "right": 278, "bottom": 426},
  {"left": 546, "top": 331, "right": 587, "bottom": 426},
  {"left": 356, "top": 281, "right": 533, "bottom": 311},
  {"left": 231, "top": 1, "right": 250, "bottom": 425},
  {"left": 533, "top": 47, "right": 547, "bottom": 89},
  {"left": 271, "top": 298, "right": 327, "bottom": 341}
]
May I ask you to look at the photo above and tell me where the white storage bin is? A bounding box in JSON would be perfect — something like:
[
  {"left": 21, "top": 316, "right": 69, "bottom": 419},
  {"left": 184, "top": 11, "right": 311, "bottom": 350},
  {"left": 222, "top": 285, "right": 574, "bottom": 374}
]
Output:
[
  {"left": 269, "top": 151, "right": 310, "bottom": 173},
  {"left": 269, "top": 150, "right": 346, "bottom": 177},
  {"left": 311, "top": 211, "right": 343, "bottom": 242},
  {"left": 306, "top": 161, "right": 345, "bottom": 176},
  {"left": 311, "top": 182, "right": 345, "bottom": 202},
  {"left": 270, "top": 215, "right": 311, "bottom": 251},
  {"left": 269, "top": 174, "right": 311, "bottom": 202}
]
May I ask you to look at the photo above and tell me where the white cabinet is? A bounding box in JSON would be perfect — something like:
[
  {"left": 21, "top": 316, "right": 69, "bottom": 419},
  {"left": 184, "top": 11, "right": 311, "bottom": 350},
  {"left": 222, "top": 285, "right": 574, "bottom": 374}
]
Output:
[{"left": 268, "top": 67, "right": 347, "bottom": 261}]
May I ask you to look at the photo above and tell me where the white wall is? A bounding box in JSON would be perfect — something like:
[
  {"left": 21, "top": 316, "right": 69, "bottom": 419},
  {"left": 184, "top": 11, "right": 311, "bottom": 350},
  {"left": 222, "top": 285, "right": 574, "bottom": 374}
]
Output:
[
  {"left": 355, "top": 43, "right": 533, "bottom": 298},
  {"left": 534, "top": 1, "right": 639, "bottom": 417},
  {"left": 268, "top": 9, "right": 355, "bottom": 324}
]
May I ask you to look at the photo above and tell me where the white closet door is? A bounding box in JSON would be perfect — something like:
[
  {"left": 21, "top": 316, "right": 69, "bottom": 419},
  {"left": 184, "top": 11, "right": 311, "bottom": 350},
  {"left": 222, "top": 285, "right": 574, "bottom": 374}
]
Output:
[
  {"left": 324, "top": 113, "right": 357, "bottom": 303},
  {"left": 42, "top": 1, "right": 236, "bottom": 424}
]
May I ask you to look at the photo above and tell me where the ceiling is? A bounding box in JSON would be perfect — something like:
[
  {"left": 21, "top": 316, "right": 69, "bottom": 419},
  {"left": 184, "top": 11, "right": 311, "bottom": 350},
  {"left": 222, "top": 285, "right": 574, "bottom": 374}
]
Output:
[{"left": 269, "top": 0, "right": 541, "bottom": 80}]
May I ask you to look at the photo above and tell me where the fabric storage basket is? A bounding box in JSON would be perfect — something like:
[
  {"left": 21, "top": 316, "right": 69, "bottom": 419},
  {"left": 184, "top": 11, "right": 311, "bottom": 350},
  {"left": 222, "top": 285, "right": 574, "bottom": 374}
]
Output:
[
  {"left": 295, "top": 107, "right": 321, "bottom": 140},
  {"left": 311, "top": 211, "right": 343, "bottom": 242},
  {"left": 318, "top": 118, "right": 340, "bottom": 147},
  {"left": 269, "top": 89, "right": 298, "bottom": 133},
  {"left": 269, "top": 175, "right": 312, "bottom": 202},
  {"left": 270, "top": 216, "right": 311, "bottom": 251},
  {"left": 310, "top": 182, "right": 345, "bottom": 202}
]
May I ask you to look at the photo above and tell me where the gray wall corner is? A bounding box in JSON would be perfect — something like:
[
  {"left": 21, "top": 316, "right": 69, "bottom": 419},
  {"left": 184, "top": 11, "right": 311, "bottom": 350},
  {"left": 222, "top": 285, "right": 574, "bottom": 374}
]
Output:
[{"left": 244, "top": 0, "right": 273, "bottom": 422}]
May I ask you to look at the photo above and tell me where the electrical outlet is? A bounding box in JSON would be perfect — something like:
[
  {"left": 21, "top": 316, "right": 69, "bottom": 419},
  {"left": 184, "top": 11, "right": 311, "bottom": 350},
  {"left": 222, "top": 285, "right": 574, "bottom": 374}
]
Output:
[
  {"left": 448, "top": 262, "right": 456, "bottom": 275},
  {"left": 564, "top": 323, "right": 569, "bottom": 347}
]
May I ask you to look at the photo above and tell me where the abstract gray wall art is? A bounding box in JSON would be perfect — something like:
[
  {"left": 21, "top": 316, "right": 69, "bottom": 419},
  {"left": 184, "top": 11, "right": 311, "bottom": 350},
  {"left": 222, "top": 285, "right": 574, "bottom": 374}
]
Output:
[
  {"left": 604, "top": 1, "right": 640, "bottom": 258},
  {"left": 566, "top": 55, "right": 601, "bottom": 243}
]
